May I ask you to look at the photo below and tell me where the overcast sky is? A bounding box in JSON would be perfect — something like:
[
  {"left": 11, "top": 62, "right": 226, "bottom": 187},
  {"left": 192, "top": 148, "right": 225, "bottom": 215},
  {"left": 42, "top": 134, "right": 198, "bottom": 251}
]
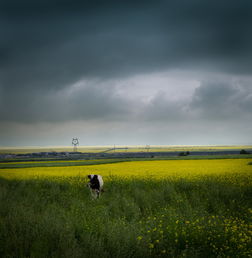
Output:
[{"left": 0, "top": 0, "right": 252, "bottom": 147}]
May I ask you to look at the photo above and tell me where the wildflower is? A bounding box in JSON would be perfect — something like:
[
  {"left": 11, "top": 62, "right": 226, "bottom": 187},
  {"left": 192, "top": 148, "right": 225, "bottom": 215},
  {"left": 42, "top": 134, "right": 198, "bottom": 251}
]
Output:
[
  {"left": 149, "top": 243, "right": 154, "bottom": 249},
  {"left": 137, "top": 236, "right": 143, "bottom": 241}
]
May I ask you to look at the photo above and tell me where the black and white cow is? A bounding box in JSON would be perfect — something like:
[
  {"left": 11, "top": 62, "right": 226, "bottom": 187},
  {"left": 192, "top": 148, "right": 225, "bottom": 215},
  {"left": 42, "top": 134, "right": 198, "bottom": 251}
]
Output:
[{"left": 87, "top": 174, "right": 104, "bottom": 198}]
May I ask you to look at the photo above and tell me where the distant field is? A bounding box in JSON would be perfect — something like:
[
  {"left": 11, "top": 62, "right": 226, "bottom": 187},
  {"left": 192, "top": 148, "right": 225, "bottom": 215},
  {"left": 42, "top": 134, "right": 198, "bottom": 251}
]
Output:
[
  {"left": 0, "top": 158, "right": 251, "bottom": 257},
  {"left": 0, "top": 154, "right": 252, "bottom": 169},
  {"left": 1, "top": 145, "right": 252, "bottom": 154}
]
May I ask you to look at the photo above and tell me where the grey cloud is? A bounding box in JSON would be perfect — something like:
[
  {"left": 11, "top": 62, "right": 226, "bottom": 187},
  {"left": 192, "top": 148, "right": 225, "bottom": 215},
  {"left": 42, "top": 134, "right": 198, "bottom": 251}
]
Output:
[
  {"left": 139, "top": 91, "right": 189, "bottom": 122},
  {"left": 190, "top": 80, "right": 252, "bottom": 119},
  {"left": 0, "top": 80, "right": 132, "bottom": 122},
  {"left": 135, "top": 78, "right": 252, "bottom": 123},
  {"left": 1, "top": 76, "right": 251, "bottom": 124}
]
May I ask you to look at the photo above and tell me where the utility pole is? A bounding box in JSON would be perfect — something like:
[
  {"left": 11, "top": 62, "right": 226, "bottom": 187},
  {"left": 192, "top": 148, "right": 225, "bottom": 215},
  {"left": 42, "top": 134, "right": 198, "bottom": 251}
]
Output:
[{"left": 72, "top": 138, "right": 79, "bottom": 152}]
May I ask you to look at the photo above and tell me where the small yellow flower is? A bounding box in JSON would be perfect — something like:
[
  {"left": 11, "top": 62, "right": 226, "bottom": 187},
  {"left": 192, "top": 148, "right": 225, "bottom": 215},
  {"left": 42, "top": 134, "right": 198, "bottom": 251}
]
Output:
[
  {"left": 137, "top": 236, "right": 143, "bottom": 241},
  {"left": 155, "top": 239, "right": 160, "bottom": 243},
  {"left": 149, "top": 243, "right": 154, "bottom": 249}
]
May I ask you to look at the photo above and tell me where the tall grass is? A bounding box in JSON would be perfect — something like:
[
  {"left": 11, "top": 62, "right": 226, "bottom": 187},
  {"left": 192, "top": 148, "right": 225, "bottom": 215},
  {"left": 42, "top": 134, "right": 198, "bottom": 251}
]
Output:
[{"left": 0, "top": 174, "right": 251, "bottom": 257}]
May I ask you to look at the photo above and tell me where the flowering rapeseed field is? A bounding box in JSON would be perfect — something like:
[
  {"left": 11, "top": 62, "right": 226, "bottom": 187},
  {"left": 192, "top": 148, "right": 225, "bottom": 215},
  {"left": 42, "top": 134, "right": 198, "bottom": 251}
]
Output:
[
  {"left": 0, "top": 158, "right": 251, "bottom": 257},
  {"left": 1, "top": 158, "right": 251, "bottom": 180}
]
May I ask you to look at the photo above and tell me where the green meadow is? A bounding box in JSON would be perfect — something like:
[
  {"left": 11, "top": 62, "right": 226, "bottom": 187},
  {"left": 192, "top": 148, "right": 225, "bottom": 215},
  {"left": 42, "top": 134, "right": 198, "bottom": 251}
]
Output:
[{"left": 0, "top": 158, "right": 251, "bottom": 257}]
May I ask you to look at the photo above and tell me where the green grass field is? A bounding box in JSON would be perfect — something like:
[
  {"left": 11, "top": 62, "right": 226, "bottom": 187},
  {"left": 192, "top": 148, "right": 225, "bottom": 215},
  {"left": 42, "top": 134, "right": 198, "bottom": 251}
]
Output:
[
  {"left": 0, "top": 158, "right": 251, "bottom": 257},
  {"left": 0, "top": 154, "right": 251, "bottom": 169}
]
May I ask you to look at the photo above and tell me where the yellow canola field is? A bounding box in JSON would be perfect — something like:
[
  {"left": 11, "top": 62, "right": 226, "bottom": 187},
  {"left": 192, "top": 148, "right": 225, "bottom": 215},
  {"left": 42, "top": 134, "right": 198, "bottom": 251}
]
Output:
[{"left": 0, "top": 159, "right": 251, "bottom": 182}]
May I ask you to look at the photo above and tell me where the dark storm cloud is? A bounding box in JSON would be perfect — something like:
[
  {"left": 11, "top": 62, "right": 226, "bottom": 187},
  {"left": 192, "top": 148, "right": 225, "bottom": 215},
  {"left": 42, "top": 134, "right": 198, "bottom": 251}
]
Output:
[
  {"left": 190, "top": 79, "right": 252, "bottom": 119},
  {"left": 0, "top": 80, "right": 133, "bottom": 122},
  {"left": 1, "top": 1, "right": 252, "bottom": 82},
  {"left": 137, "top": 79, "right": 252, "bottom": 123},
  {"left": 139, "top": 92, "right": 189, "bottom": 122},
  {"left": 1, "top": 0, "right": 252, "bottom": 124}
]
